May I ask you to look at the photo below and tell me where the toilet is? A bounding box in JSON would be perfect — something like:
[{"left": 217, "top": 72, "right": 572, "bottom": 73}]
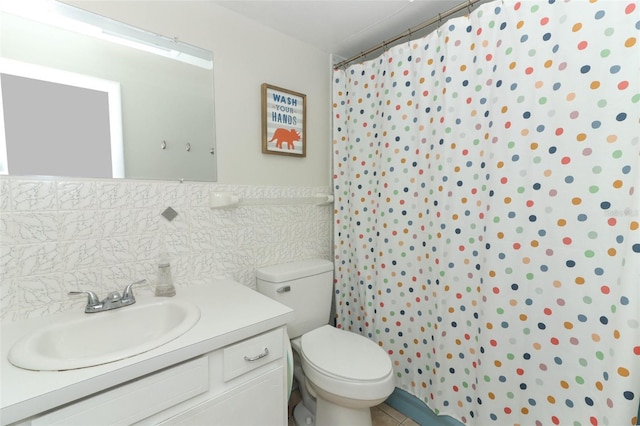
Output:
[{"left": 256, "top": 259, "right": 394, "bottom": 426}]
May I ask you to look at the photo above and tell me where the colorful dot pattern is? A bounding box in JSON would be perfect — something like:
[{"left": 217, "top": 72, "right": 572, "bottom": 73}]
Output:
[{"left": 332, "top": 0, "right": 640, "bottom": 424}]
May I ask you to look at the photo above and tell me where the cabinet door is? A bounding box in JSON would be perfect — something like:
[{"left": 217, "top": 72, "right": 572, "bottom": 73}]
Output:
[
  {"left": 161, "top": 365, "right": 285, "bottom": 426},
  {"left": 30, "top": 357, "right": 208, "bottom": 426}
]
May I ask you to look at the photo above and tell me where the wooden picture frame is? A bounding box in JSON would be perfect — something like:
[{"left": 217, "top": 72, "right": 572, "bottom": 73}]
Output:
[{"left": 261, "top": 83, "right": 306, "bottom": 157}]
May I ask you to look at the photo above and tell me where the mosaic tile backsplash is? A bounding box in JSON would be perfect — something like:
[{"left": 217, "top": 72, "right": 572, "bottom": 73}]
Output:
[{"left": 0, "top": 177, "right": 332, "bottom": 324}]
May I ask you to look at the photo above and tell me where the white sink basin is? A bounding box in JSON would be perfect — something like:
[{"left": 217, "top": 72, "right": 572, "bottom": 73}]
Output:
[{"left": 8, "top": 298, "right": 200, "bottom": 371}]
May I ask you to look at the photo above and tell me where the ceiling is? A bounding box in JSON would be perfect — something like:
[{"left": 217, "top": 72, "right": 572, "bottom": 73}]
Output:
[{"left": 212, "top": 0, "right": 486, "bottom": 65}]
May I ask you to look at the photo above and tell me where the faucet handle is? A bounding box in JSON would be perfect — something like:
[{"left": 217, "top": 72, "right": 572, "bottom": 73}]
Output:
[
  {"left": 69, "top": 290, "right": 101, "bottom": 308},
  {"left": 122, "top": 279, "right": 146, "bottom": 303},
  {"left": 105, "top": 291, "right": 122, "bottom": 303}
]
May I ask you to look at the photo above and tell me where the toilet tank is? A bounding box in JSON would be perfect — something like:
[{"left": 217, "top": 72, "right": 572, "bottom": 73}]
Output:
[{"left": 256, "top": 259, "right": 333, "bottom": 339}]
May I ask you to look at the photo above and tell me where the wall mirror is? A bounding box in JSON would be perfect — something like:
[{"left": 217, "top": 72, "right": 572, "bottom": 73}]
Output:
[{"left": 0, "top": 0, "right": 217, "bottom": 182}]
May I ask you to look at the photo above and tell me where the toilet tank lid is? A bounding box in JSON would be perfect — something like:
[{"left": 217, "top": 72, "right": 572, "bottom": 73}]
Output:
[{"left": 256, "top": 259, "right": 333, "bottom": 283}]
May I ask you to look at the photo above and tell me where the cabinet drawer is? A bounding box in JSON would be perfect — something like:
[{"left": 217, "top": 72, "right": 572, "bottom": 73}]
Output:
[{"left": 223, "top": 328, "right": 283, "bottom": 381}]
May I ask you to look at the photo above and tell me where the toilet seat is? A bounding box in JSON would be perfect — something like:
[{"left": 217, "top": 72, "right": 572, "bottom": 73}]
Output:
[
  {"left": 299, "top": 325, "right": 394, "bottom": 400},
  {"left": 301, "top": 325, "right": 392, "bottom": 382}
]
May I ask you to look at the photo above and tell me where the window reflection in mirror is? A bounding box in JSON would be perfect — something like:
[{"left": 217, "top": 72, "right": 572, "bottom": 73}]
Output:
[
  {"left": 0, "top": 0, "right": 217, "bottom": 181},
  {"left": 0, "top": 59, "right": 124, "bottom": 178}
]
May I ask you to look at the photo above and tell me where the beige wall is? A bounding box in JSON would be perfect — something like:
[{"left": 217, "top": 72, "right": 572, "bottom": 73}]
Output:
[{"left": 68, "top": 1, "right": 332, "bottom": 187}]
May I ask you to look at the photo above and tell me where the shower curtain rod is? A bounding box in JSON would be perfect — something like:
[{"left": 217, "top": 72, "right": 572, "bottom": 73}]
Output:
[{"left": 334, "top": 0, "right": 484, "bottom": 69}]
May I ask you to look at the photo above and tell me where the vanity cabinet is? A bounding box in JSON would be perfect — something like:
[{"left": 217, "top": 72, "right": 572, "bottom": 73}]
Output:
[
  {"left": 11, "top": 328, "right": 287, "bottom": 426},
  {"left": 1, "top": 280, "right": 294, "bottom": 426}
]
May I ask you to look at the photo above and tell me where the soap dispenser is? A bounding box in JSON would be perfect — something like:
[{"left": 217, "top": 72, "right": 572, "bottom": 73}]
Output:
[{"left": 155, "top": 252, "right": 176, "bottom": 297}]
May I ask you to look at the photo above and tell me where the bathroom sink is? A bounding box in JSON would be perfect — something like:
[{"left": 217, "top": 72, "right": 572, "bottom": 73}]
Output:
[{"left": 8, "top": 298, "right": 200, "bottom": 371}]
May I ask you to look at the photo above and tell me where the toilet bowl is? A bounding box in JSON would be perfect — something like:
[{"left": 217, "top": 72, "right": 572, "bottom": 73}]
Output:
[
  {"left": 298, "top": 325, "right": 395, "bottom": 425},
  {"left": 256, "top": 259, "right": 395, "bottom": 426}
]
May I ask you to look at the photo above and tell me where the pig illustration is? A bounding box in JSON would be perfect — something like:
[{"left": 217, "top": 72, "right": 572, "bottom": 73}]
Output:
[{"left": 268, "top": 128, "right": 300, "bottom": 150}]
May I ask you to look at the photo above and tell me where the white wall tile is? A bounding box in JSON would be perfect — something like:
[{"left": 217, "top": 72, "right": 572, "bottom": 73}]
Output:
[
  {"left": 100, "top": 237, "right": 133, "bottom": 264},
  {"left": 96, "top": 181, "right": 131, "bottom": 209},
  {"left": 0, "top": 177, "right": 332, "bottom": 323},
  {"left": 63, "top": 269, "right": 103, "bottom": 292},
  {"left": 100, "top": 210, "right": 133, "bottom": 238},
  {"left": 0, "top": 180, "right": 10, "bottom": 211},
  {"left": 11, "top": 180, "right": 57, "bottom": 211},
  {"left": 130, "top": 182, "right": 163, "bottom": 208},
  {"left": 59, "top": 239, "right": 101, "bottom": 270},
  {"left": 11, "top": 243, "right": 60, "bottom": 278},
  {"left": 131, "top": 208, "right": 163, "bottom": 235},
  {"left": 1, "top": 212, "right": 58, "bottom": 245},
  {"left": 58, "top": 181, "right": 97, "bottom": 210},
  {"left": 59, "top": 210, "right": 100, "bottom": 241}
]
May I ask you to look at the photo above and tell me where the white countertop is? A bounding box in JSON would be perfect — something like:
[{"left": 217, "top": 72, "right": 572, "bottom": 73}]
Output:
[{"left": 0, "top": 279, "right": 293, "bottom": 425}]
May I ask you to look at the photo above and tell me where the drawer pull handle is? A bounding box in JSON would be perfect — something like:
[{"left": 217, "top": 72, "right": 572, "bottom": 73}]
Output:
[{"left": 244, "top": 348, "right": 269, "bottom": 362}]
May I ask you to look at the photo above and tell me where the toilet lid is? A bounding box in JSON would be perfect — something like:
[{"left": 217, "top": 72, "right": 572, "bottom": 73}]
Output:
[{"left": 300, "top": 325, "right": 392, "bottom": 381}]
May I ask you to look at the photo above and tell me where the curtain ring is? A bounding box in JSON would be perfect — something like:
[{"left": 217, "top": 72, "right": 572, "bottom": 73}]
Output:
[{"left": 467, "top": 0, "right": 472, "bottom": 15}]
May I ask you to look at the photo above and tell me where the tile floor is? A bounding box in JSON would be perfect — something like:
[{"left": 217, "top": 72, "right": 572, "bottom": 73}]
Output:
[
  {"left": 371, "top": 403, "right": 420, "bottom": 426},
  {"left": 288, "top": 391, "right": 419, "bottom": 426}
]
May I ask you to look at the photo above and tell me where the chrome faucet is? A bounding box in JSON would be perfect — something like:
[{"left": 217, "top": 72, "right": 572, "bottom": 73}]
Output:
[{"left": 69, "top": 279, "right": 146, "bottom": 313}]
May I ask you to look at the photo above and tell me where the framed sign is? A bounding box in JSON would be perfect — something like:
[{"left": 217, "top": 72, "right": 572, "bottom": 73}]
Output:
[{"left": 261, "top": 83, "right": 306, "bottom": 157}]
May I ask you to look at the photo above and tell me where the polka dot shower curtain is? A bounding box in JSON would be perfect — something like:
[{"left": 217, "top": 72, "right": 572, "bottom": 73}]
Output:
[{"left": 332, "top": 1, "right": 640, "bottom": 424}]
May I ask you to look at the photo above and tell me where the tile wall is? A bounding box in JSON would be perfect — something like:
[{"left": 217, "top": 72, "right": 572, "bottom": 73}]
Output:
[{"left": 0, "top": 177, "right": 332, "bottom": 324}]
